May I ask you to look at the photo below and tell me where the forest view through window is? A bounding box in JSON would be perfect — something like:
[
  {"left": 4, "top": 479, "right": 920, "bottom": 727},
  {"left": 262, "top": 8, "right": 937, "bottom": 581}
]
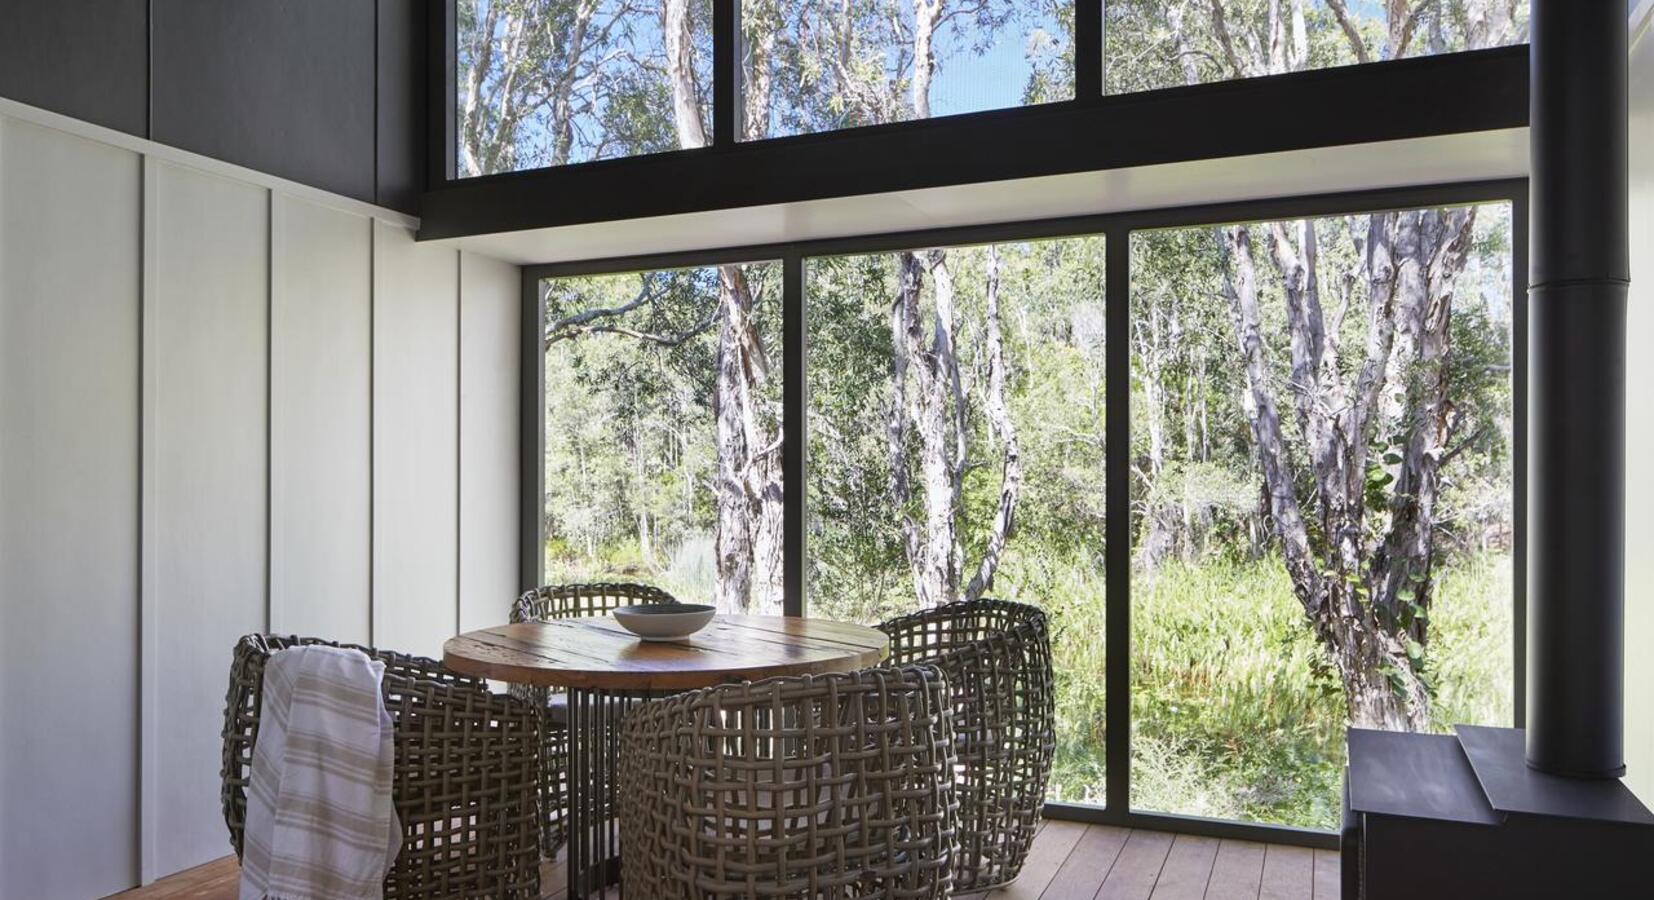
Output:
[
  {"left": 457, "top": 0, "right": 714, "bottom": 175},
  {"left": 539, "top": 262, "right": 783, "bottom": 613},
  {"left": 457, "top": 0, "right": 1527, "bottom": 175},
  {"left": 537, "top": 200, "right": 1517, "bottom": 826},
  {"left": 1103, "top": 0, "right": 1529, "bottom": 95},
  {"left": 738, "top": 0, "right": 1073, "bottom": 140},
  {"left": 1129, "top": 204, "right": 1515, "bottom": 828},
  {"left": 806, "top": 238, "right": 1111, "bottom": 803}
]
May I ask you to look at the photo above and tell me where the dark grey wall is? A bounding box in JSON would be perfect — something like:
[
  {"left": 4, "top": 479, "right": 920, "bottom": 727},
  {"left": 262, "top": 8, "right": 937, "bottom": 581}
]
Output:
[
  {"left": 152, "top": 1, "right": 378, "bottom": 203},
  {"left": 0, "top": 0, "right": 425, "bottom": 214},
  {"left": 0, "top": 1, "right": 149, "bottom": 137},
  {"left": 377, "top": 1, "right": 428, "bottom": 215}
]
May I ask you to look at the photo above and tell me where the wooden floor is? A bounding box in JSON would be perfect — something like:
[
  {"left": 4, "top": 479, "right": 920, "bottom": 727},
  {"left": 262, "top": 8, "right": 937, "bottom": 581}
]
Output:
[{"left": 114, "top": 819, "right": 1339, "bottom": 900}]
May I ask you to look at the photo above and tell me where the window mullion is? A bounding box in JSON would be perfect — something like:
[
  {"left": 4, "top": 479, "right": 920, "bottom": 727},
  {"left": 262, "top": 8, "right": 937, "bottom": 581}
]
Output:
[
  {"left": 783, "top": 251, "right": 807, "bottom": 616},
  {"left": 1077, "top": 0, "right": 1104, "bottom": 98},
  {"left": 1104, "top": 225, "right": 1131, "bottom": 812},
  {"left": 715, "top": 0, "right": 739, "bottom": 145}
]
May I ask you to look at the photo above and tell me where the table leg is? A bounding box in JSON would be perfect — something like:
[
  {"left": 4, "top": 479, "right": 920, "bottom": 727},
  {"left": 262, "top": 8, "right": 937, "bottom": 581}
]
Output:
[{"left": 566, "top": 687, "right": 633, "bottom": 898}]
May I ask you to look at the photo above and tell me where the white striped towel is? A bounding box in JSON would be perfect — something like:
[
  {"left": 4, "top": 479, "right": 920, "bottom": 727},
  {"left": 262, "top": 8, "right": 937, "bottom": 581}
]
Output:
[{"left": 239, "top": 645, "right": 401, "bottom": 900}]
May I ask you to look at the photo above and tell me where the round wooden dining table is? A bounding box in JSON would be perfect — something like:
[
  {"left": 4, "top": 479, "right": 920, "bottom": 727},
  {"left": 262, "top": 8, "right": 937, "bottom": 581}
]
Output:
[{"left": 442, "top": 614, "right": 890, "bottom": 898}]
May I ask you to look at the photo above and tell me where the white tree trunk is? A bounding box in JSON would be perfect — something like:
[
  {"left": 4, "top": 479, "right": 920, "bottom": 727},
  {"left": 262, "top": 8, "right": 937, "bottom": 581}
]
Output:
[
  {"left": 963, "top": 247, "right": 1021, "bottom": 602},
  {"left": 1169, "top": 2, "right": 1496, "bottom": 733},
  {"left": 888, "top": 250, "right": 962, "bottom": 607},
  {"left": 663, "top": 0, "right": 708, "bottom": 149}
]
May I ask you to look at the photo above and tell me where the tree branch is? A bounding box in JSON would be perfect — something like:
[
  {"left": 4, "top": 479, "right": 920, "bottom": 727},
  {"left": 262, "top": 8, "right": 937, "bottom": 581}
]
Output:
[
  {"left": 543, "top": 284, "right": 666, "bottom": 343},
  {"left": 1206, "top": 0, "right": 1250, "bottom": 77},
  {"left": 1323, "top": 0, "right": 1374, "bottom": 64},
  {"left": 1218, "top": 225, "right": 1322, "bottom": 614},
  {"left": 548, "top": 316, "right": 716, "bottom": 348},
  {"left": 1389, "top": 0, "right": 1426, "bottom": 59}
]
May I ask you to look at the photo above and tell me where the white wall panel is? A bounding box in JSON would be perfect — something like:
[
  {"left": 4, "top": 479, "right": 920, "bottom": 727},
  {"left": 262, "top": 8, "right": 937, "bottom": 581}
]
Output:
[
  {"left": 1626, "top": 28, "right": 1654, "bottom": 808},
  {"left": 459, "top": 252, "right": 521, "bottom": 633},
  {"left": 0, "top": 101, "right": 519, "bottom": 893},
  {"left": 373, "top": 222, "right": 459, "bottom": 659},
  {"left": 0, "top": 116, "right": 142, "bottom": 900},
  {"left": 142, "top": 160, "right": 270, "bottom": 879},
  {"left": 271, "top": 195, "right": 372, "bottom": 643}
]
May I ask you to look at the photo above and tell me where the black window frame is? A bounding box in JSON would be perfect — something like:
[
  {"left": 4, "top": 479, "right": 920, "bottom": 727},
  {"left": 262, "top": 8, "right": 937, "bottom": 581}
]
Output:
[
  {"left": 439, "top": 0, "right": 1102, "bottom": 184},
  {"left": 430, "top": 2, "right": 1527, "bottom": 215},
  {"left": 519, "top": 177, "right": 1529, "bottom": 848}
]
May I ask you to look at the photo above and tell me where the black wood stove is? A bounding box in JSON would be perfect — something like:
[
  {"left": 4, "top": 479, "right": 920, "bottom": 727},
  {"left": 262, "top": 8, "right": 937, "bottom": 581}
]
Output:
[
  {"left": 1343, "top": 3, "right": 1654, "bottom": 897},
  {"left": 1343, "top": 727, "right": 1654, "bottom": 898}
]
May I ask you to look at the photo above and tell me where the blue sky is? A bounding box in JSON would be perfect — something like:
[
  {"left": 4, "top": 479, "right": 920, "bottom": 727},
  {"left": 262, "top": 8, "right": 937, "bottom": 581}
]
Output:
[
  {"left": 469, "top": 0, "right": 1456, "bottom": 167},
  {"left": 924, "top": 9, "right": 1068, "bottom": 116},
  {"left": 920, "top": 0, "right": 1396, "bottom": 117},
  {"left": 899, "top": 3, "right": 1065, "bottom": 117}
]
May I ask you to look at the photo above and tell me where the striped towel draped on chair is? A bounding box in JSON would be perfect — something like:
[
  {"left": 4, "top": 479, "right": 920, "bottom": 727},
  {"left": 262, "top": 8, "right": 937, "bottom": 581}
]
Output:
[{"left": 239, "top": 645, "right": 401, "bottom": 900}]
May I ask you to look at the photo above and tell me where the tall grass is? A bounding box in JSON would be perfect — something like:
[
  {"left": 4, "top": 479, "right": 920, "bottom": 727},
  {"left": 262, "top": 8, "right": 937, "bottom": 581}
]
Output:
[
  {"left": 994, "top": 552, "right": 1111, "bottom": 805},
  {"left": 1127, "top": 556, "right": 1346, "bottom": 825},
  {"left": 544, "top": 534, "right": 1513, "bottom": 831},
  {"left": 1109, "top": 551, "right": 1510, "bottom": 828},
  {"left": 543, "top": 532, "right": 719, "bottom": 606}
]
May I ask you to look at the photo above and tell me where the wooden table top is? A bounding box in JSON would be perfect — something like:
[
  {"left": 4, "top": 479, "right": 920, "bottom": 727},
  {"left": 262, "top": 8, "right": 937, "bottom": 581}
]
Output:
[{"left": 442, "top": 614, "right": 890, "bottom": 691}]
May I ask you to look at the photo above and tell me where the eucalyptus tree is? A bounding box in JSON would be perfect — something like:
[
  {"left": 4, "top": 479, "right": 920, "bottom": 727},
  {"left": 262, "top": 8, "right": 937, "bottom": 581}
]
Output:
[
  {"left": 465, "top": 0, "right": 1523, "bottom": 734},
  {"left": 741, "top": 0, "right": 1032, "bottom": 608},
  {"left": 458, "top": 0, "right": 675, "bottom": 173},
  {"left": 1120, "top": 0, "right": 1525, "bottom": 730},
  {"left": 471, "top": 0, "right": 778, "bottom": 613}
]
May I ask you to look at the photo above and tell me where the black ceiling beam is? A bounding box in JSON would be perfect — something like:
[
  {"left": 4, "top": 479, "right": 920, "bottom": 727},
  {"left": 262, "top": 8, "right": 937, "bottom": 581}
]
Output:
[{"left": 419, "top": 45, "right": 1527, "bottom": 241}]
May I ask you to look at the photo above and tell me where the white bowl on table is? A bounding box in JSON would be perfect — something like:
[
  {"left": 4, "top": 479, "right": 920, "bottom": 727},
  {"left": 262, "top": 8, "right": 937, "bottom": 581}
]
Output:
[{"left": 612, "top": 603, "right": 716, "bottom": 641}]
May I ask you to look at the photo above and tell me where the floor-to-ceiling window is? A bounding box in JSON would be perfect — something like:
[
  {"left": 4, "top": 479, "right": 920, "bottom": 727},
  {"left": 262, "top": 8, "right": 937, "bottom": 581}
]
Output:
[
  {"left": 453, "top": 1, "right": 1527, "bottom": 179},
  {"left": 535, "top": 261, "right": 785, "bottom": 613},
  {"left": 1127, "top": 203, "right": 1517, "bottom": 829},
  {"left": 805, "top": 236, "right": 1109, "bottom": 802},
  {"left": 525, "top": 185, "right": 1523, "bottom": 844}
]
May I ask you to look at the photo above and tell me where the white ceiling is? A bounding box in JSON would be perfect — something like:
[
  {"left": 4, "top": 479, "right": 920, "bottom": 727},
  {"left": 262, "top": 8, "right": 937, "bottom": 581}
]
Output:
[{"left": 426, "top": 128, "right": 1529, "bottom": 266}]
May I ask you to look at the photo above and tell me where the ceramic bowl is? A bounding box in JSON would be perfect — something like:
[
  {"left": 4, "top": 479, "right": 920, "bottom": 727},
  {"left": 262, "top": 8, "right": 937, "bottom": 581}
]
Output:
[{"left": 612, "top": 603, "right": 716, "bottom": 641}]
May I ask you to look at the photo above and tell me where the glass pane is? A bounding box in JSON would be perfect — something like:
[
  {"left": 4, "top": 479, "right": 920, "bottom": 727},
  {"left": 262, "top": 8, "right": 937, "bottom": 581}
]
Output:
[
  {"left": 539, "top": 262, "right": 784, "bottom": 611},
  {"left": 1104, "top": 1, "right": 1529, "bottom": 95},
  {"left": 1128, "top": 203, "right": 1516, "bottom": 828},
  {"left": 457, "top": 0, "right": 714, "bottom": 175},
  {"left": 740, "top": 0, "right": 1074, "bottom": 140},
  {"left": 806, "top": 237, "right": 1108, "bottom": 803}
]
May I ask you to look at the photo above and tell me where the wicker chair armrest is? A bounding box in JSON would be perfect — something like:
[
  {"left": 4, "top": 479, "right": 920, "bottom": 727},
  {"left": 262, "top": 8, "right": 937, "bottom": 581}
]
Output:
[
  {"left": 511, "top": 581, "right": 678, "bottom": 624},
  {"left": 220, "top": 635, "right": 538, "bottom": 869},
  {"left": 877, "top": 597, "right": 1050, "bottom": 666}
]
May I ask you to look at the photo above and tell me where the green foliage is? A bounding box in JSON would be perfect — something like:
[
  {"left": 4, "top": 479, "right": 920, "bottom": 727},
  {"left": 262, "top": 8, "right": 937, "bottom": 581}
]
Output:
[
  {"left": 540, "top": 264, "right": 780, "bottom": 590},
  {"left": 1118, "top": 551, "right": 1512, "bottom": 828},
  {"left": 498, "top": 0, "right": 1525, "bottom": 834},
  {"left": 1103, "top": 0, "right": 1529, "bottom": 94},
  {"left": 806, "top": 238, "right": 1110, "bottom": 621}
]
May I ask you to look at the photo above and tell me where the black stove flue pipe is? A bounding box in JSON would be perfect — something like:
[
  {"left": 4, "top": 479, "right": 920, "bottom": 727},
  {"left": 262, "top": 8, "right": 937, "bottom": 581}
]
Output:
[{"left": 1526, "top": 0, "right": 1629, "bottom": 779}]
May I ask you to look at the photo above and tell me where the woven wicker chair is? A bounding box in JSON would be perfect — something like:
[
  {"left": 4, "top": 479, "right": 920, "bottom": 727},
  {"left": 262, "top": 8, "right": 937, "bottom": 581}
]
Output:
[
  {"left": 509, "top": 581, "right": 678, "bottom": 855},
  {"left": 877, "top": 598, "right": 1056, "bottom": 892},
  {"left": 221, "top": 635, "right": 541, "bottom": 900},
  {"left": 619, "top": 666, "right": 960, "bottom": 900}
]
